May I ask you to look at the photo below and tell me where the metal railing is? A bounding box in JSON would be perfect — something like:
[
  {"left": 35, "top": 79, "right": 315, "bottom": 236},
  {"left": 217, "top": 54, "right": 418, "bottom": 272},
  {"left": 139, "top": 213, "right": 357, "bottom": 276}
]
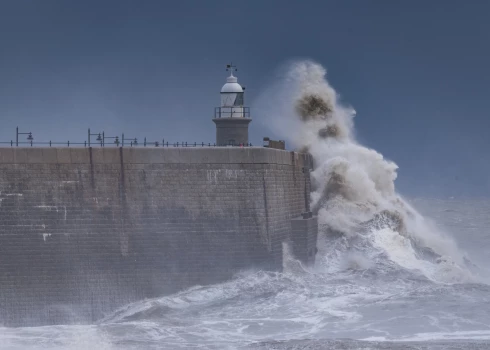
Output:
[
  {"left": 0, "top": 141, "right": 257, "bottom": 147},
  {"left": 0, "top": 128, "right": 254, "bottom": 148},
  {"left": 214, "top": 106, "right": 250, "bottom": 118},
  {"left": 0, "top": 140, "right": 255, "bottom": 148}
]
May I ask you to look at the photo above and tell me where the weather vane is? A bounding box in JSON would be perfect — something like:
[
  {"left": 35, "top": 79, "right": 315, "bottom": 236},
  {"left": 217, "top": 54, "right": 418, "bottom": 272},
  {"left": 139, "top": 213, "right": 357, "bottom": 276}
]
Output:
[{"left": 226, "top": 62, "right": 238, "bottom": 74}]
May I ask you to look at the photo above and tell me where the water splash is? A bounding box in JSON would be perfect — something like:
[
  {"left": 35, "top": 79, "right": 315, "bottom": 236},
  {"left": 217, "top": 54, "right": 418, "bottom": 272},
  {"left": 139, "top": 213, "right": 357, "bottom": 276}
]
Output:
[{"left": 258, "top": 60, "right": 477, "bottom": 283}]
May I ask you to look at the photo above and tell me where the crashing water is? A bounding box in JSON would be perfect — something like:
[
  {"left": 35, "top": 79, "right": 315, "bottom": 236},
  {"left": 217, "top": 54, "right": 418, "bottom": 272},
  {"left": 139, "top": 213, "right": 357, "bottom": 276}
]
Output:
[{"left": 2, "top": 62, "right": 490, "bottom": 349}]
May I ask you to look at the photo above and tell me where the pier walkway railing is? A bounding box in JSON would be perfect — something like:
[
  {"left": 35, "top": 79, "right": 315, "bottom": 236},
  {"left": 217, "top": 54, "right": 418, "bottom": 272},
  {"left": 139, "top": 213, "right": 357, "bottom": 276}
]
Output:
[
  {"left": 1, "top": 128, "right": 253, "bottom": 148},
  {"left": 0, "top": 140, "right": 253, "bottom": 148}
]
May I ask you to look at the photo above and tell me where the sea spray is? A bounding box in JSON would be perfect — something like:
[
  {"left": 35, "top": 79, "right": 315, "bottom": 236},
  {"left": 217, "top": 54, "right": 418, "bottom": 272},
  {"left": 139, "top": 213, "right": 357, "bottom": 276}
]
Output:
[{"left": 257, "top": 60, "right": 475, "bottom": 283}]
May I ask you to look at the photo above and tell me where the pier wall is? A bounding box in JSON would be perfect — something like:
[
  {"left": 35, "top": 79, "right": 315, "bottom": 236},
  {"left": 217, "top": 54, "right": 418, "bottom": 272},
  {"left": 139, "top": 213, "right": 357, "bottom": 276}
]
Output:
[{"left": 0, "top": 147, "right": 315, "bottom": 326}]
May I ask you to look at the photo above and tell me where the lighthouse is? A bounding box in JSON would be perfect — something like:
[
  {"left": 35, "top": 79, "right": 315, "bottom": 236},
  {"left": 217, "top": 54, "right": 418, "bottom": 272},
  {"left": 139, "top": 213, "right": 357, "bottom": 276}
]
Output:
[{"left": 212, "top": 63, "right": 252, "bottom": 146}]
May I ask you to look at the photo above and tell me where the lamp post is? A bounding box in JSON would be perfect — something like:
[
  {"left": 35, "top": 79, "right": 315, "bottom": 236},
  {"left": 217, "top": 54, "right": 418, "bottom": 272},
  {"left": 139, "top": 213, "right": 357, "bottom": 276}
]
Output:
[
  {"left": 102, "top": 134, "right": 119, "bottom": 147},
  {"left": 122, "top": 134, "right": 138, "bottom": 147},
  {"left": 88, "top": 128, "right": 103, "bottom": 147},
  {"left": 16, "top": 127, "right": 33, "bottom": 147}
]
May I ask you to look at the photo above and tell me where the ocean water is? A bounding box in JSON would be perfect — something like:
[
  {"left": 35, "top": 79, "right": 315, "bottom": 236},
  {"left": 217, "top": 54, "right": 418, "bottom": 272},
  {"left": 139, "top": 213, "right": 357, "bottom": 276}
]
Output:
[{"left": 2, "top": 61, "right": 489, "bottom": 349}]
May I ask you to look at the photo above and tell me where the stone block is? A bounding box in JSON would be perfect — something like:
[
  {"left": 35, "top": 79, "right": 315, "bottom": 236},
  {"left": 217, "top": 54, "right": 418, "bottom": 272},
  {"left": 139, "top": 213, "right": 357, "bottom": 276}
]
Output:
[
  {"left": 103, "top": 148, "right": 120, "bottom": 164},
  {"left": 122, "top": 148, "right": 146, "bottom": 164},
  {"left": 0, "top": 148, "right": 14, "bottom": 163},
  {"left": 249, "top": 148, "right": 292, "bottom": 165},
  {"left": 160, "top": 148, "right": 181, "bottom": 163},
  {"left": 12, "top": 148, "right": 28, "bottom": 163},
  {"left": 70, "top": 149, "right": 90, "bottom": 163},
  {"left": 42, "top": 148, "right": 58, "bottom": 164},
  {"left": 25, "top": 148, "right": 44, "bottom": 163},
  {"left": 90, "top": 148, "right": 104, "bottom": 163},
  {"left": 199, "top": 148, "right": 231, "bottom": 164},
  {"left": 184, "top": 148, "right": 214, "bottom": 164},
  {"left": 228, "top": 148, "right": 254, "bottom": 164},
  {"left": 56, "top": 148, "right": 71, "bottom": 163},
  {"left": 247, "top": 148, "right": 266, "bottom": 164}
]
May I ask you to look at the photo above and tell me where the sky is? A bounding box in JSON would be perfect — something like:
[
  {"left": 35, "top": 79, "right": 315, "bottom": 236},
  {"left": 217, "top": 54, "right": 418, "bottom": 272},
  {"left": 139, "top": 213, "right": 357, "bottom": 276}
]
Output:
[{"left": 0, "top": 0, "right": 489, "bottom": 197}]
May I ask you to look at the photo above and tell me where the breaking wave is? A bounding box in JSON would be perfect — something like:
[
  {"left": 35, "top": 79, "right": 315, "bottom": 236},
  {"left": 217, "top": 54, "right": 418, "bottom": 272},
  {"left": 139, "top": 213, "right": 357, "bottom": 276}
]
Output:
[{"left": 259, "top": 60, "right": 479, "bottom": 284}]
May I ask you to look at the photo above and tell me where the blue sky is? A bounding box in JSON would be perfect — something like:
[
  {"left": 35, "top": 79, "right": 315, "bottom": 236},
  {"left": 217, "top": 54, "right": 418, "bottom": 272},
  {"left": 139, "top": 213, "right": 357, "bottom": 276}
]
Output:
[{"left": 0, "top": 0, "right": 489, "bottom": 197}]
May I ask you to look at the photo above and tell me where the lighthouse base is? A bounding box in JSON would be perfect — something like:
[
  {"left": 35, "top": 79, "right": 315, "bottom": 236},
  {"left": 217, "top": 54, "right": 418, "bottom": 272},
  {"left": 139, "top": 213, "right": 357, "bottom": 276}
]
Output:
[{"left": 213, "top": 118, "right": 252, "bottom": 146}]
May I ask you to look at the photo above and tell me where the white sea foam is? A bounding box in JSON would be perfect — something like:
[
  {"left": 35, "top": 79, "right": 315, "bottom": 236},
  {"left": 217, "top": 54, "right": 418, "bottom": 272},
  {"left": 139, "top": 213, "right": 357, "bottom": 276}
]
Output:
[
  {"left": 363, "top": 330, "right": 490, "bottom": 342},
  {"left": 0, "top": 325, "right": 113, "bottom": 350},
  {"left": 400, "top": 330, "right": 490, "bottom": 341}
]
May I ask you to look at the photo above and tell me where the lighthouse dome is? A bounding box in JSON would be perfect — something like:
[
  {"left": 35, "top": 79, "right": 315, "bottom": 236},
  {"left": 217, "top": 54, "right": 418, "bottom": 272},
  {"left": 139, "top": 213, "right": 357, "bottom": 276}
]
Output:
[{"left": 221, "top": 75, "right": 243, "bottom": 93}]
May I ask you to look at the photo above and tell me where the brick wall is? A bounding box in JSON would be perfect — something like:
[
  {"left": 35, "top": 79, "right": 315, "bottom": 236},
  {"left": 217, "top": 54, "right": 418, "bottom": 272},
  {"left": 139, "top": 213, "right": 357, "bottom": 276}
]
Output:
[{"left": 0, "top": 147, "right": 310, "bottom": 326}]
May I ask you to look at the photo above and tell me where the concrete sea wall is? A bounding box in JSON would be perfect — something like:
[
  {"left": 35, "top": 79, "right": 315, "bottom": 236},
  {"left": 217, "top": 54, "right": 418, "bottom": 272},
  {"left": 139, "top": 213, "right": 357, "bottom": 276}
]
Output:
[{"left": 0, "top": 147, "right": 316, "bottom": 326}]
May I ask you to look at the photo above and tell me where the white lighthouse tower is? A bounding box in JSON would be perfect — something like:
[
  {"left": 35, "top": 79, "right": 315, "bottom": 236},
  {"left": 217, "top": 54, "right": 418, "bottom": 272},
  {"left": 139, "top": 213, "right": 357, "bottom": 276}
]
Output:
[{"left": 212, "top": 63, "right": 252, "bottom": 146}]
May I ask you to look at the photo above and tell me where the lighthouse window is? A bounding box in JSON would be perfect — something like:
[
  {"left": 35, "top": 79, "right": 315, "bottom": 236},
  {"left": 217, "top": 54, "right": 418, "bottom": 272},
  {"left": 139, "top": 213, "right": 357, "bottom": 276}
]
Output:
[{"left": 234, "top": 92, "right": 244, "bottom": 106}]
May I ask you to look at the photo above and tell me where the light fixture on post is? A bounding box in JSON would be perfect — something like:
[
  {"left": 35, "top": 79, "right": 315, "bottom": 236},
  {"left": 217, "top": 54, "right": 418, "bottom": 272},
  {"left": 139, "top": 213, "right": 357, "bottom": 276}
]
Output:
[
  {"left": 122, "top": 134, "right": 138, "bottom": 147},
  {"left": 102, "top": 134, "right": 119, "bottom": 147},
  {"left": 88, "top": 128, "right": 104, "bottom": 147},
  {"left": 16, "top": 127, "right": 34, "bottom": 147}
]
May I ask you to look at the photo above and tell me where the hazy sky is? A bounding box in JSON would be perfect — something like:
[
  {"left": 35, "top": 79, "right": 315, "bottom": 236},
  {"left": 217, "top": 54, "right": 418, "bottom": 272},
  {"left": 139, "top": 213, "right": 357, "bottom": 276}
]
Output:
[{"left": 0, "top": 0, "right": 489, "bottom": 197}]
